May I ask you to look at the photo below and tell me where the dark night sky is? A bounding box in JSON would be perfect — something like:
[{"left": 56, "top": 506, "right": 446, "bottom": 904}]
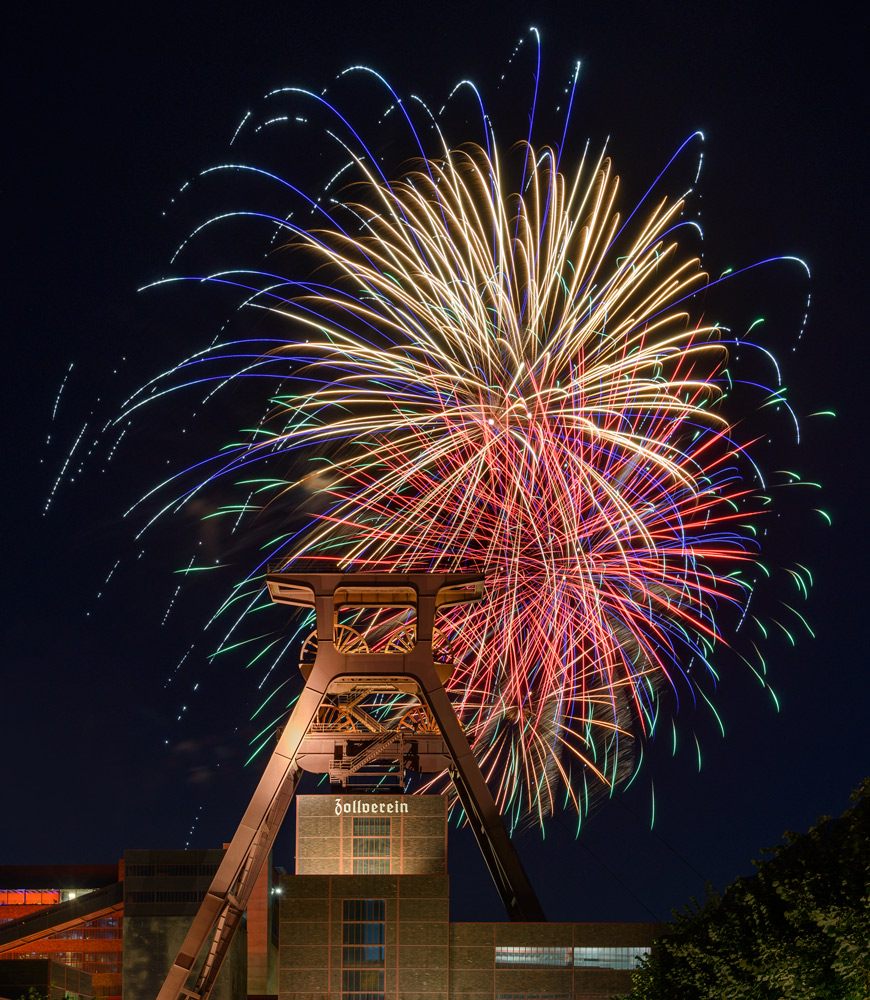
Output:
[{"left": 4, "top": 1, "right": 867, "bottom": 925}]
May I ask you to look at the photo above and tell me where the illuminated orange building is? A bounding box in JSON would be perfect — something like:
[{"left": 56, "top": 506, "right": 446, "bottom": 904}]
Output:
[
  {"left": 0, "top": 865, "right": 124, "bottom": 999},
  {"left": 0, "top": 855, "right": 275, "bottom": 1000}
]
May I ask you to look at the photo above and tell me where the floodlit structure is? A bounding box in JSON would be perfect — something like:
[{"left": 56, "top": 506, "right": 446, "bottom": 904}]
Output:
[
  {"left": 158, "top": 572, "right": 546, "bottom": 1000},
  {"left": 0, "top": 855, "right": 266, "bottom": 1000},
  {"left": 0, "top": 866, "right": 123, "bottom": 998},
  {"left": 280, "top": 791, "right": 659, "bottom": 999},
  {"left": 0, "top": 821, "right": 661, "bottom": 1000},
  {"left": 0, "top": 570, "right": 664, "bottom": 1000}
]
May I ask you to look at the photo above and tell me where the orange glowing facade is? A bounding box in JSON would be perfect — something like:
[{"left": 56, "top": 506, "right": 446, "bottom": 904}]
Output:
[
  {"left": 0, "top": 866, "right": 124, "bottom": 999},
  {"left": 0, "top": 854, "right": 275, "bottom": 1000}
]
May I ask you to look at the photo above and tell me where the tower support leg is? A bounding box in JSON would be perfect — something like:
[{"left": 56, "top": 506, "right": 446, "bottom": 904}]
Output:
[{"left": 155, "top": 675, "right": 326, "bottom": 1000}]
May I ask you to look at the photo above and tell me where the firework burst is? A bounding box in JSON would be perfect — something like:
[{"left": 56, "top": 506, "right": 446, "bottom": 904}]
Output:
[
  {"left": 99, "top": 37, "right": 813, "bottom": 831},
  {"left": 253, "top": 139, "right": 764, "bottom": 827}
]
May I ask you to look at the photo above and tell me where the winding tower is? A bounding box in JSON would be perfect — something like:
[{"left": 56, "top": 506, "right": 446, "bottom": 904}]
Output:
[{"left": 157, "top": 571, "right": 545, "bottom": 1000}]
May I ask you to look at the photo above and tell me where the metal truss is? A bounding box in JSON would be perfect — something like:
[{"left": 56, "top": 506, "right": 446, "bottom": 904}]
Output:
[{"left": 157, "top": 572, "right": 545, "bottom": 1000}]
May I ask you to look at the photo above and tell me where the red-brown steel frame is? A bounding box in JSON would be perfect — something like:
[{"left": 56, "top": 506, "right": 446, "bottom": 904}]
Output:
[{"left": 157, "top": 572, "right": 545, "bottom": 1000}]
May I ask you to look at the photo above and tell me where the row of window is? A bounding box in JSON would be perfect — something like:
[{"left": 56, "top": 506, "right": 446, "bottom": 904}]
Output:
[
  {"left": 495, "top": 945, "right": 651, "bottom": 970},
  {"left": 0, "top": 890, "right": 61, "bottom": 905},
  {"left": 126, "top": 890, "right": 205, "bottom": 903},
  {"left": 0, "top": 889, "right": 98, "bottom": 905},
  {"left": 342, "top": 969, "right": 385, "bottom": 991},
  {"left": 352, "top": 817, "right": 391, "bottom": 876},
  {"left": 125, "top": 864, "right": 219, "bottom": 877},
  {"left": 574, "top": 945, "right": 651, "bottom": 969},
  {"left": 51, "top": 925, "right": 122, "bottom": 939},
  {"left": 353, "top": 817, "right": 391, "bottom": 836},
  {"left": 0, "top": 950, "right": 115, "bottom": 962},
  {"left": 342, "top": 899, "right": 386, "bottom": 922},
  {"left": 80, "top": 960, "right": 122, "bottom": 974},
  {"left": 352, "top": 859, "right": 390, "bottom": 874},
  {"left": 343, "top": 922, "right": 385, "bottom": 946},
  {"left": 353, "top": 837, "right": 391, "bottom": 859},
  {"left": 496, "top": 947, "right": 572, "bottom": 968},
  {"left": 343, "top": 945, "right": 386, "bottom": 966},
  {"left": 48, "top": 915, "right": 121, "bottom": 940}
]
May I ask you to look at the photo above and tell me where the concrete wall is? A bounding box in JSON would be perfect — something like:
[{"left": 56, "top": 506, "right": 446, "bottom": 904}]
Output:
[{"left": 122, "top": 914, "right": 247, "bottom": 1000}]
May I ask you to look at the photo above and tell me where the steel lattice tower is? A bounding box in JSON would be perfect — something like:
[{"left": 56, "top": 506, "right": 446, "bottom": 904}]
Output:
[{"left": 157, "top": 571, "right": 544, "bottom": 1000}]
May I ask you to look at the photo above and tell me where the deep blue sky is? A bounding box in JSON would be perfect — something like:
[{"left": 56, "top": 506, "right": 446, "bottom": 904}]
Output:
[{"left": 4, "top": 1, "right": 866, "bottom": 924}]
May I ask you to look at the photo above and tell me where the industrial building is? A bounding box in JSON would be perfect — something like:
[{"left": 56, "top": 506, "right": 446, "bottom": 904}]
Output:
[
  {"left": 0, "top": 853, "right": 262, "bottom": 999},
  {"left": 1, "top": 793, "right": 660, "bottom": 999},
  {"left": 0, "top": 957, "right": 93, "bottom": 1000},
  {"left": 279, "top": 793, "right": 659, "bottom": 999},
  {"left": 0, "top": 866, "right": 123, "bottom": 998}
]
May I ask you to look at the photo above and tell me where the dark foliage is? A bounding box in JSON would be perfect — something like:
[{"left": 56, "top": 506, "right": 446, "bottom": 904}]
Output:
[{"left": 622, "top": 780, "right": 870, "bottom": 999}]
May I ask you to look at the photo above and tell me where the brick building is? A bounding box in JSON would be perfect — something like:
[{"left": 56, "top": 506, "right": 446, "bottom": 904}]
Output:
[
  {"left": 279, "top": 794, "right": 660, "bottom": 999},
  {"left": 1, "top": 793, "right": 660, "bottom": 998}
]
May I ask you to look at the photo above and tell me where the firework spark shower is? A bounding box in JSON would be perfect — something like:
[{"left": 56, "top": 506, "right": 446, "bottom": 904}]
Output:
[{"left": 97, "top": 32, "right": 813, "bottom": 832}]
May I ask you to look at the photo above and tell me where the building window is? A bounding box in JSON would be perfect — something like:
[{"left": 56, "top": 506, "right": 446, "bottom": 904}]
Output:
[
  {"left": 342, "top": 899, "right": 385, "bottom": 1000},
  {"left": 352, "top": 817, "right": 391, "bottom": 874},
  {"left": 573, "top": 945, "right": 651, "bottom": 970},
  {"left": 50, "top": 915, "right": 121, "bottom": 940},
  {"left": 0, "top": 889, "right": 62, "bottom": 906},
  {"left": 495, "top": 946, "right": 573, "bottom": 968},
  {"left": 0, "top": 949, "right": 122, "bottom": 975},
  {"left": 126, "top": 890, "right": 206, "bottom": 903},
  {"left": 125, "top": 863, "right": 219, "bottom": 877},
  {"left": 494, "top": 945, "right": 651, "bottom": 972}
]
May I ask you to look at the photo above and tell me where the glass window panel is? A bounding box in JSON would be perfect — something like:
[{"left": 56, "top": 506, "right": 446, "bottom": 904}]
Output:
[
  {"left": 342, "top": 899, "right": 385, "bottom": 1000},
  {"left": 342, "top": 945, "right": 386, "bottom": 965},
  {"left": 341, "top": 969, "right": 384, "bottom": 990},
  {"left": 573, "top": 945, "right": 651, "bottom": 969},
  {"left": 352, "top": 837, "right": 391, "bottom": 859},
  {"left": 495, "top": 946, "right": 572, "bottom": 968},
  {"left": 352, "top": 858, "right": 390, "bottom": 874},
  {"left": 342, "top": 899, "right": 385, "bottom": 921},
  {"left": 353, "top": 817, "right": 391, "bottom": 836}
]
